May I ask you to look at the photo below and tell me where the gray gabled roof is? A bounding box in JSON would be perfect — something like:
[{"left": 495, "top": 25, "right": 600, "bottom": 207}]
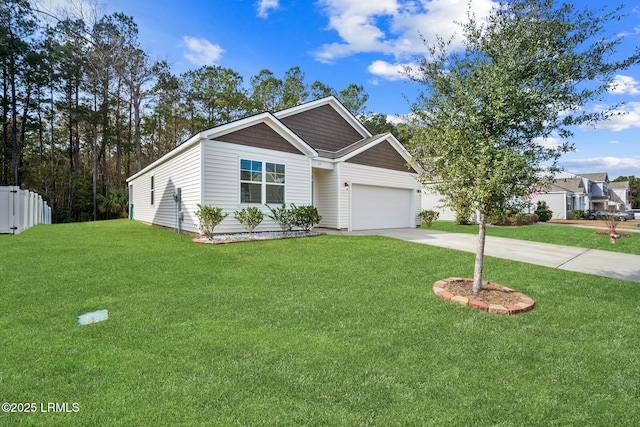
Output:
[
  {"left": 609, "top": 181, "right": 630, "bottom": 190},
  {"left": 580, "top": 172, "right": 609, "bottom": 182},
  {"left": 544, "top": 177, "right": 586, "bottom": 194}
]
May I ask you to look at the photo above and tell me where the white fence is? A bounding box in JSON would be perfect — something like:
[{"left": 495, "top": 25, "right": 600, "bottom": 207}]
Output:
[{"left": 0, "top": 186, "right": 52, "bottom": 234}]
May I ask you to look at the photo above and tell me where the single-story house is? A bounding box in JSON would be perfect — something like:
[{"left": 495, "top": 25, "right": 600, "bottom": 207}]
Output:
[
  {"left": 126, "top": 96, "right": 422, "bottom": 234},
  {"left": 536, "top": 177, "right": 588, "bottom": 219}
]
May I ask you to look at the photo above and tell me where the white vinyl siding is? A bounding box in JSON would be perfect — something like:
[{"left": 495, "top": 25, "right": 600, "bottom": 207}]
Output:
[
  {"left": 128, "top": 142, "right": 202, "bottom": 233},
  {"left": 312, "top": 168, "right": 338, "bottom": 229},
  {"left": 202, "top": 140, "right": 311, "bottom": 233},
  {"left": 421, "top": 187, "right": 456, "bottom": 221},
  {"left": 536, "top": 193, "right": 567, "bottom": 220}
]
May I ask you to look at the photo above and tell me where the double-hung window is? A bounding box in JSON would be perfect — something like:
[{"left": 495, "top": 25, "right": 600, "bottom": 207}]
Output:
[{"left": 240, "top": 159, "right": 285, "bottom": 204}]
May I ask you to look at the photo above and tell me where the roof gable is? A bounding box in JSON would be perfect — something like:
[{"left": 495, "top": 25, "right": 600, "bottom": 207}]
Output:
[
  {"left": 346, "top": 139, "right": 415, "bottom": 172},
  {"left": 545, "top": 177, "right": 586, "bottom": 194},
  {"left": 275, "top": 97, "right": 370, "bottom": 152},
  {"left": 211, "top": 122, "right": 303, "bottom": 155},
  {"left": 203, "top": 112, "right": 316, "bottom": 156},
  {"left": 278, "top": 104, "right": 364, "bottom": 152},
  {"left": 609, "top": 181, "right": 629, "bottom": 190},
  {"left": 580, "top": 172, "right": 609, "bottom": 182}
]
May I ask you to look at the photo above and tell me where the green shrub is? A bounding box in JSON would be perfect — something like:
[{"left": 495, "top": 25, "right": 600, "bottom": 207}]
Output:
[
  {"left": 571, "top": 209, "right": 584, "bottom": 219},
  {"left": 291, "top": 204, "right": 322, "bottom": 231},
  {"left": 453, "top": 202, "right": 474, "bottom": 225},
  {"left": 535, "top": 201, "right": 553, "bottom": 222},
  {"left": 488, "top": 210, "right": 508, "bottom": 225},
  {"left": 233, "top": 206, "right": 264, "bottom": 233},
  {"left": 195, "top": 205, "right": 228, "bottom": 238},
  {"left": 419, "top": 209, "right": 439, "bottom": 227},
  {"left": 265, "top": 204, "right": 295, "bottom": 231},
  {"left": 504, "top": 213, "right": 538, "bottom": 226}
]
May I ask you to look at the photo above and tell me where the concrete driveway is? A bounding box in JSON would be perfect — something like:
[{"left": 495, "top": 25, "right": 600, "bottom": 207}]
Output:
[{"left": 322, "top": 228, "right": 640, "bottom": 283}]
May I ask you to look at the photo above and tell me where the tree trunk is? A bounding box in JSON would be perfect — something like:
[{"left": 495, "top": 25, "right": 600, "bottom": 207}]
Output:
[
  {"left": 133, "top": 87, "right": 142, "bottom": 172},
  {"left": 473, "top": 211, "right": 487, "bottom": 294},
  {"left": 9, "top": 29, "right": 19, "bottom": 186}
]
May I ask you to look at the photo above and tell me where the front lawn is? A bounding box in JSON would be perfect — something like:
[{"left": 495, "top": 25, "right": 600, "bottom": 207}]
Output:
[
  {"left": 426, "top": 221, "right": 640, "bottom": 254},
  {"left": 1, "top": 220, "right": 638, "bottom": 426}
]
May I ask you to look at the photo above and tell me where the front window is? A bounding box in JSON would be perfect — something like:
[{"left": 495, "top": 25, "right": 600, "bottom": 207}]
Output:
[{"left": 240, "top": 159, "right": 285, "bottom": 204}]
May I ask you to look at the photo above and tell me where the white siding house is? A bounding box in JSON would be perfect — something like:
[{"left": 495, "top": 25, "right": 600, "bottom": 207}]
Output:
[{"left": 127, "top": 97, "right": 422, "bottom": 234}]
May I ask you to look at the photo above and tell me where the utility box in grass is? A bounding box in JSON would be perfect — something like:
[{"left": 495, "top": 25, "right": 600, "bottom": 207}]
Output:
[{"left": 78, "top": 309, "right": 108, "bottom": 325}]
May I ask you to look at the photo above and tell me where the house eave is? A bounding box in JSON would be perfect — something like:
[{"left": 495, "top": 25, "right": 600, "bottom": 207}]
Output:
[{"left": 126, "top": 131, "right": 204, "bottom": 183}]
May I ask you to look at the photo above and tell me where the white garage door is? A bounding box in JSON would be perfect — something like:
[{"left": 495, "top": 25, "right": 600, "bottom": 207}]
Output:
[{"left": 352, "top": 185, "right": 413, "bottom": 230}]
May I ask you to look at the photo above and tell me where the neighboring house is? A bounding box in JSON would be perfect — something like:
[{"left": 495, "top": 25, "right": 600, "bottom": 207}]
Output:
[
  {"left": 535, "top": 172, "right": 630, "bottom": 219},
  {"left": 535, "top": 177, "right": 588, "bottom": 219},
  {"left": 420, "top": 184, "right": 457, "bottom": 221},
  {"left": 421, "top": 169, "right": 630, "bottom": 221},
  {"left": 581, "top": 172, "right": 610, "bottom": 212},
  {"left": 609, "top": 181, "right": 631, "bottom": 211},
  {"left": 126, "top": 96, "right": 422, "bottom": 234}
]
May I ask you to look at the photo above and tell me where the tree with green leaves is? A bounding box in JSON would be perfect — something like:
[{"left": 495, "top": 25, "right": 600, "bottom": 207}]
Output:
[
  {"left": 407, "top": 0, "right": 640, "bottom": 294},
  {"left": 0, "top": 0, "right": 40, "bottom": 185}
]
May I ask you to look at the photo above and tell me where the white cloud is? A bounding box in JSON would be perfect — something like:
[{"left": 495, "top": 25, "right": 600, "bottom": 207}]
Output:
[
  {"left": 609, "top": 75, "right": 640, "bottom": 95},
  {"left": 560, "top": 157, "right": 640, "bottom": 180},
  {"left": 314, "top": 0, "right": 497, "bottom": 65},
  {"left": 617, "top": 25, "right": 640, "bottom": 38},
  {"left": 256, "top": 0, "right": 279, "bottom": 19},
  {"left": 534, "top": 136, "right": 562, "bottom": 150},
  {"left": 367, "top": 60, "right": 414, "bottom": 80},
  {"left": 183, "top": 36, "right": 225, "bottom": 66},
  {"left": 581, "top": 102, "right": 640, "bottom": 132}
]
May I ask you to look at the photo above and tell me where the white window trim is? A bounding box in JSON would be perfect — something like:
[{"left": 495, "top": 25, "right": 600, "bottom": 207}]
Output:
[{"left": 239, "top": 158, "right": 286, "bottom": 205}]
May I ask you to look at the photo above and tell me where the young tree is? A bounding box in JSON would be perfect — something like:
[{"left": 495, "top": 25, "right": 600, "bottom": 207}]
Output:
[{"left": 407, "top": 0, "right": 640, "bottom": 294}]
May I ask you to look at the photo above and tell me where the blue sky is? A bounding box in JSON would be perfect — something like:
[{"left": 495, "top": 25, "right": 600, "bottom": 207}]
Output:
[{"left": 41, "top": 0, "right": 640, "bottom": 179}]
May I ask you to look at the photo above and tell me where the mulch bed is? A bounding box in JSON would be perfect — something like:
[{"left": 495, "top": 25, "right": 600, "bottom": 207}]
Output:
[
  {"left": 593, "top": 231, "right": 631, "bottom": 238},
  {"left": 433, "top": 278, "right": 535, "bottom": 315}
]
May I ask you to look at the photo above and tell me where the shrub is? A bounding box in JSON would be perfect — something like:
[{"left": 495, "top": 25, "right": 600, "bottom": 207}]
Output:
[
  {"left": 571, "top": 210, "right": 584, "bottom": 219},
  {"left": 453, "top": 202, "right": 474, "bottom": 225},
  {"left": 504, "top": 213, "right": 538, "bottom": 226},
  {"left": 265, "top": 204, "right": 295, "bottom": 232},
  {"left": 488, "top": 210, "right": 508, "bottom": 225},
  {"left": 233, "top": 207, "right": 264, "bottom": 233},
  {"left": 291, "top": 204, "right": 322, "bottom": 231},
  {"left": 535, "top": 201, "right": 553, "bottom": 222},
  {"left": 195, "top": 205, "right": 228, "bottom": 238},
  {"left": 419, "top": 209, "right": 439, "bottom": 227}
]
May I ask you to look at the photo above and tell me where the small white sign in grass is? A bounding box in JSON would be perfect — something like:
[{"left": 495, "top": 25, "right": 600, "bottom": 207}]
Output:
[{"left": 78, "top": 309, "right": 108, "bottom": 325}]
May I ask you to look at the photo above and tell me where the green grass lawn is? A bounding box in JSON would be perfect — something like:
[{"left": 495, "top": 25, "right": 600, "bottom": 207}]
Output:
[
  {"left": 425, "top": 221, "right": 640, "bottom": 254},
  {"left": 1, "top": 220, "right": 639, "bottom": 426}
]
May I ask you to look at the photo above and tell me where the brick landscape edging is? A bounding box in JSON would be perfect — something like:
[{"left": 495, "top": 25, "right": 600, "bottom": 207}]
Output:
[{"left": 433, "top": 277, "right": 535, "bottom": 315}]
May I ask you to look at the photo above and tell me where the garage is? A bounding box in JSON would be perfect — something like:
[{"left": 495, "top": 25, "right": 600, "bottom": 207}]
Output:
[{"left": 351, "top": 184, "right": 413, "bottom": 230}]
